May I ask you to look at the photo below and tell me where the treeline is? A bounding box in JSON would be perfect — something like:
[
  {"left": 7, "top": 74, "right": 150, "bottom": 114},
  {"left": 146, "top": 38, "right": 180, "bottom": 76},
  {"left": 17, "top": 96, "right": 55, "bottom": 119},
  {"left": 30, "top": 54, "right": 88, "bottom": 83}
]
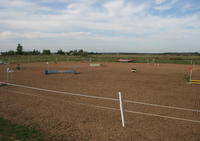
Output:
[
  {"left": 2, "top": 44, "right": 199, "bottom": 56},
  {"left": 161, "top": 52, "right": 200, "bottom": 56},
  {"left": 103, "top": 52, "right": 200, "bottom": 56},
  {"left": 1, "top": 44, "right": 97, "bottom": 56}
]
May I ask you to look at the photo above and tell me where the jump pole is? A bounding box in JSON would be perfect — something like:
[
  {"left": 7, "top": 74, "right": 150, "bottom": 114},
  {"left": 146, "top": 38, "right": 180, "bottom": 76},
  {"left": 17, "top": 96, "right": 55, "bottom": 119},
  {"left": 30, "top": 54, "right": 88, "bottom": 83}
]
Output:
[{"left": 118, "top": 92, "right": 125, "bottom": 127}]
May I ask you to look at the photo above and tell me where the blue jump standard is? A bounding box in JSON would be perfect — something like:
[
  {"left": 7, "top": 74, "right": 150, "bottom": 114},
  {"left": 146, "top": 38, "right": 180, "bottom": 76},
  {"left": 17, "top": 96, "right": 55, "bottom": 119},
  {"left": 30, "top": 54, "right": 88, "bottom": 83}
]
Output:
[{"left": 45, "top": 70, "right": 80, "bottom": 75}]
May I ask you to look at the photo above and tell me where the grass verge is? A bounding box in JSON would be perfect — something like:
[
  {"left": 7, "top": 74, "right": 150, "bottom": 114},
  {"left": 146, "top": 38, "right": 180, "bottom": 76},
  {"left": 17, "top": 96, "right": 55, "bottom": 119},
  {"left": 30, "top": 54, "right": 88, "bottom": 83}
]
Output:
[
  {"left": 0, "top": 54, "right": 200, "bottom": 64},
  {"left": 0, "top": 117, "right": 46, "bottom": 141}
]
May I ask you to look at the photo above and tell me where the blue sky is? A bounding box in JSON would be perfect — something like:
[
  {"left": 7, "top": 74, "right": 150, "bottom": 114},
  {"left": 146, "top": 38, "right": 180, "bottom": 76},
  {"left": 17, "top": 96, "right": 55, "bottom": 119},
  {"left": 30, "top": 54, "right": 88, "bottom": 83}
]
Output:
[{"left": 0, "top": 0, "right": 200, "bottom": 53}]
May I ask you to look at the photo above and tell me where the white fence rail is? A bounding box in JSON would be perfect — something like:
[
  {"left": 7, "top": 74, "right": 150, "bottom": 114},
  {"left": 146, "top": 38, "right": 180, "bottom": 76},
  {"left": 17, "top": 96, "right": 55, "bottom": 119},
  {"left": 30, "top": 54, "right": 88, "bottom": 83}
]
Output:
[{"left": 2, "top": 82, "right": 200, "bottom": 125}]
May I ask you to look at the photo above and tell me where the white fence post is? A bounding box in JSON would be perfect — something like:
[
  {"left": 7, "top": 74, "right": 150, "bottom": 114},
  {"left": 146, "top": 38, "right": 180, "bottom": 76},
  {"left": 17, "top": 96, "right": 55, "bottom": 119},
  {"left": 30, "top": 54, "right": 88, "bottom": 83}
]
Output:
[
  {"left": 6, "top": 68, "right": 9, "bottom": 82},
  {"left": 189, "top": 68, "right": 193, "bottom": 82},
  {"left": 46, "top": 62, "right": 49, "bottom": 70},
  {"left": 119, "top": 92, "right": 125, "bottom": 127}
]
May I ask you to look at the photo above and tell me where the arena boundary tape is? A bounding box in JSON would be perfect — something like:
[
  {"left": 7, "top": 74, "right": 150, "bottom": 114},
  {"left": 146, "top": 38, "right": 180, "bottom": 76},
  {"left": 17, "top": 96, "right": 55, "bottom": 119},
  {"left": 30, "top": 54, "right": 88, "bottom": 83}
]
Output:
[
  {"left": 4, "top": 89, "right": 200, "bottom": 124},
  {"left": 5, "top": 82, "right": 200, "bottom": 113}
]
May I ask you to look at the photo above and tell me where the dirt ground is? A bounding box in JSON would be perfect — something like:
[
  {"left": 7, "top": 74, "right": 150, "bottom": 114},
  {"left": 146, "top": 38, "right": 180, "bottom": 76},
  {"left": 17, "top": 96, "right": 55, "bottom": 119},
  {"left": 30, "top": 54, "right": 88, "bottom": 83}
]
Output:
[{"left": 0, "top": 62, "right": 200, "bottom": 141}]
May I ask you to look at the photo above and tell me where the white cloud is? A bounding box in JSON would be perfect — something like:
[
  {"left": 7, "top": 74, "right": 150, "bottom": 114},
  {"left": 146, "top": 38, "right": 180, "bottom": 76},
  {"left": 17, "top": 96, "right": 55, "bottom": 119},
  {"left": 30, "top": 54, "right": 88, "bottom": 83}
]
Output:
[
  {"left": 0, "top": 31, "right": 93, "bottom": 40},
  {"left": 103, "top": 0, "right": 148, "bottom": 17},
  {"left": 0, "top": 0, "right": 32, "bottom": 7},
  {"left": 155, "top": 0, "right": 167, "bottom": 5},
  {"left": 0, "top": 31, "right": 13, "bottom": 40},
  {"left": 154, "top": 5, "right": 172, "bottom": 10},
  {"left": 0, "top": 0, "right": 199, "bottom": 52},
  {"left": 154, "top": 0, "right": 179, "bottom": 10},
  {"left": 183, "top": 3, "right": 193, "bottom": 10},
  {"left": 0, "top": 0, "right": 199, "bottom": 33}
]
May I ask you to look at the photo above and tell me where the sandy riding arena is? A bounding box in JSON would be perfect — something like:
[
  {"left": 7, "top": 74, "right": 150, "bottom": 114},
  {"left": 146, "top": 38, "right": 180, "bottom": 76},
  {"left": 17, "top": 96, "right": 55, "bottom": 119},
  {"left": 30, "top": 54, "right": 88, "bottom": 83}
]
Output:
[{"left": 0, "top": 62, "right": 200, "bottom": 141}]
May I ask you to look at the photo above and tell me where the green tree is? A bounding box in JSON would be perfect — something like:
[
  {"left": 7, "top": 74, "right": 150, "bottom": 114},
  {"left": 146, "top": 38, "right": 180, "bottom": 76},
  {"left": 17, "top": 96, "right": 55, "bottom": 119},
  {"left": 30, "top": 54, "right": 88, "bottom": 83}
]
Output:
[
  {"left": 42, "top": 49, "right": 51, "bottom": 55},
  {"left": 32, "top": 49, "right": 40, "bottom": 55},
  {"left": 7, "top": 50, "right": 15, "bottom": 55},
  {"left": 57, "top": 49, "right": 65, "bottom": 55},
  {"left": 73, "top": 50, "right": 78, "bottom": 55},
  {"left": 78, "top": 49, "right": 84, "bottom": 54},
  {"left": 78, "top": 49, "right": 88, "bottom": 56},
  {"left": 68, "top": 50, "right": 74, "bottom": 55},
  {"left": 16, "top": 44, "right": 23, "bottom": 55}
]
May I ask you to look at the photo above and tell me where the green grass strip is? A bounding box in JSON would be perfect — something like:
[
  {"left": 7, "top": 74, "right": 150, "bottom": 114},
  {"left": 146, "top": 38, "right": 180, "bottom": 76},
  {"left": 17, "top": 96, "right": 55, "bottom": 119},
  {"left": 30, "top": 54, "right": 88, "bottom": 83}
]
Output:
[{"left": 0, "top": 117, "right": 45, "bottom": 141}]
